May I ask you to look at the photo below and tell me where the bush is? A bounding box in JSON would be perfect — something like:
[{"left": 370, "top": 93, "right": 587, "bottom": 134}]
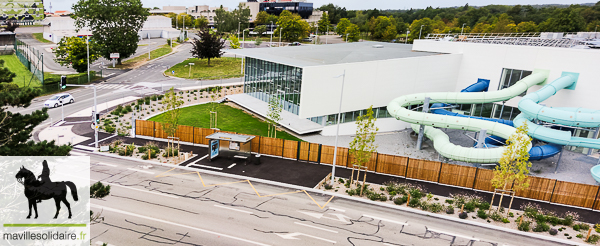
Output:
[
  {"left": 548, "top": 216, "right": 560, "bottom": 226},
  {"left": 478, "top": 202, "right": 490, "bottom": 210},
  {"left": 533, "top": 222, "right": 550, "bottom": 232},
  {"left": 324, "top": 183, "right": 332, "bottom": 190},
  {"left": 596, "top": 224, "right": 600, "bottom": 233},
  {"left": 458, "top": 212, "right": 468, "bottom": 219},
  {"left": 549, "top": 228, "right": 558, "bottom": 235},
  {"left": 490, "top": 211, "right": 503, "bottom": 222},
  {"left": 535, "top": 214, "right": 547, "bottom": 224},
  {"left": 430, "top": 203, "right": 444, "bottom": 213},
  {"left": 502, "top": 218, "right": 510, "bottom": 223},
  {"left": 576, "top": 234, "right": 583, "bottom": 238},
  {"left": 163, "top": 147, "right": 179, "bottom": 157},
  {"left": 561, "top": 212, "right": 577, "bottom": 226},
  {"left": 573, "top": 224, "right": 580, "bottom": 231},
  {"left": 445, "top": 199, "right": 454, "bottom": 204},
  {"left": 464, "top": 202, "right": 476, "bottom": 213},
  {"left": 477, "top": 210, "right": 488, "bottom": 219},
  {"left": 508, "top": 212, "right": 514, "bottom": 217},
  {"left": 394, "top": 196, "right": 408, "bottom": 205},
  {"left": 105, "top": 125, "right": 116, "bottom": 133},
  {"left": 346, "top": 189, "right": 356, "bottom": 196},
  {"left": 125, "top": 105, "right": 132, "bottom": 113},
  {"left": 409, "top": 188, "right": 424, "bottom": 200},
  {"left": 587, "top": 234, "right": 600, "bottom": 244},
  {"left": 419, "top": 202, "right": 429, "bottom": 211},
  {"left": 579, "top": 223, "right": 590, "bottom": 231},
  {"left": 446, "top": 205, "right": 454, "bottom": 214},
  {"left": 137, "top": 146, "right": 147, "bottom": 153},
  {"left": 518, "top": 221, "right": 531, "bottom": 232},
  {"left": 408, "top": 198, "right": 420, "bottom": 208},
  {"left": 379, "top": 195, "right": 388, "bottom": 202},
  {"left": 380, "top": 187, "right": 385, "bottom": 191}
]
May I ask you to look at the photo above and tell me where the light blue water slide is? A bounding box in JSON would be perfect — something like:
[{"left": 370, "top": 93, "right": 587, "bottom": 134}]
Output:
[
  {"left": 430, "top": 79, "right": 561, "bottom": 160},
  {"left": 512, "top": 73, "right": 600, "bottom": 182}
]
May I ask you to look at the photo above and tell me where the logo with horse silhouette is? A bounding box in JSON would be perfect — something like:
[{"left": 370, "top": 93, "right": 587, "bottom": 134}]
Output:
[{"left": 15, "top": 160, "right": 78, "bottom": 219}]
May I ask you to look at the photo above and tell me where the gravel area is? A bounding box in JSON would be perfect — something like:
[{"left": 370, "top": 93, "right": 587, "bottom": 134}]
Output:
[{"left": 301, "top": 128, "right": 600, "bottom": 185}]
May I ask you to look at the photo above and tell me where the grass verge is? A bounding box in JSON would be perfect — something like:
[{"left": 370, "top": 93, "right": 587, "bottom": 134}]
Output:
[
  {"left": 32, "top": 33, "right": 53, "bottom": 43},
  {"left": 149, "top": 103, "right": 301, "bottom": 141},
  {"left": 114, "top": 43, "right": 178, "bottom": 69},
  {"left": 166, "top": 57, "right": 242, "bottom": 80},
  {"left": 0, "top": 54, "right": 42, "bottom": 87}
]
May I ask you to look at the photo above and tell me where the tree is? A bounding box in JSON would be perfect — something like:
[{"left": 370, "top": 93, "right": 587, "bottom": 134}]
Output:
[
  {"left": 209, "top": 88, "right": 220, "bottom": 129},
  {"left": 3, "top": 21, "right": 19, "bottom": 32},
  {"left": 516, "top": 21, "right": 538, "bottom": 32},
  {"left": 345, "top": 24, "right": 361, "bottom": 42},
  {"left": 53, "top": 37, "right": 102, "bottom": 73},
  {"left": 215, "top": 6, "right": 232, "bottom": 33},
  {"left": 317, "top": 12, "right": 331, "bottom": 34},
  {"left": 348, "top": 106, "right": 379, "bottom": 196},
  {"left": 336, "top": 18, "right": 351, "bottom": 35},
  {"left": 195, "top": 17, "right": 209, "bottom": 29},
  {"left": 409, "top": 18, "right": 434, "bottom": 42},
  {"left": 318, "top": 3, "right": 347, "bottom": 24},
  {"left": 275, "top": 10, "right": 310, "bottom": 42},
  {"left": 0, "top": 61, "right": 71, "bottom": 156},
  {"left": 176, "top": 13, "right": 193, "bottom": 28},
  {"left": 369, "top": 16, "right": 397, "bottom": 40},
  {"left": 161, "top": 87, "right": 184, "bottom": 158},
  {"left": 491, "top": 123, "right": 531, "bottom": 214},
  {"left": 266, "top": 96, "right": 282, "bottom": 139},
  {"left": 255, "top": 11, "right": 269, "bottom": 24},
  {"left": 191, "top": 28, "right": 225, "bottom": 66},
  {"left": 538, "top": 7, "right": 586, "bottom": 32},
  {"left": 72, "top": 0, "right": 149, "bottom": 65},
  {"left": 254, "top": 25, "right": 267, "bottom": 37},
  {"left": 229, "top": 35, "right": 241, "bottom": 49},
  {"left": 90, "top": 181, "right": 110, "bottom": 225}
]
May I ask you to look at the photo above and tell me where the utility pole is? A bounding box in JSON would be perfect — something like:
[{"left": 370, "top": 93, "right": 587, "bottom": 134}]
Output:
[
  {"left": 270, "top": 21, "right": 273, "bottom": 47},
  {"left": 405, "top": 30, "right": 410, "bottom": 44},
  {"left": 279, "top": 27, "right": 283, "bottom": 47}
]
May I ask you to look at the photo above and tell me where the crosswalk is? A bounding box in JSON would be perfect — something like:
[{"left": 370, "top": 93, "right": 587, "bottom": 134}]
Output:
[
  {"left": 94, "top": 84, "right": 135, "bottom": 90},
  {"left": 92, "top": 83, "right": 162, "bottom": 95}
]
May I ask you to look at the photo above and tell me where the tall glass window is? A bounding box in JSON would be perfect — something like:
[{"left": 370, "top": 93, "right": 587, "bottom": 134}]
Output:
[
  {"left": 244, "top": 57, "right": 303, "bottom": 115},
  {"left": 498, "top": 68, "right": 533, "bottom": 96}
]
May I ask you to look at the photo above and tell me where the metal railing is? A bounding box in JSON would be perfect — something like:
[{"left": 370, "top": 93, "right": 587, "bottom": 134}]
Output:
[
  {"left": 14, "top": 37, "right": 44, "bottom": 84},
  {"left": 424, "top": 32, "right": 591, "bottom": 48}
]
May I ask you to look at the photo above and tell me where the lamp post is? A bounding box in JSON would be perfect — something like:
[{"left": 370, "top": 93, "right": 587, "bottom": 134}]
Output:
[
  {"left": 279, "top": 27, "right": 283, "bottom": 47},
  {"left": 326, "top": 26, "right": 329, "bottom": 44},
  {"left": 330, "top": 70, "right": 346, "bottom": 186},
  {"left": 461, "top": 23, "right": 466, "bottom": 35},
  {"left": 596, "top": 25, "right": 598, "bottom": 32},
  {"left": 238, "top": 22, "right": 241, "bottom": 41},
  {"left": 346, "top": 33, "right": 349, "bottom": 43},
  {"left": 419, "top": 25, "right": 424, "bottom": 39},
  {"left": 315, "top": 24, "right": 319, "bottom": 44},
  {"left": 405, "top": 30, "right": 410, "bottom": 44},
  {"left": 242, "top": 28, "right": 245, "bottom": 49},
  {"left": 86, "top": 36, "right": 89, "bottom": 82},
  {"left": 270, "top": 21, "right": 273, "bottom": 47}
]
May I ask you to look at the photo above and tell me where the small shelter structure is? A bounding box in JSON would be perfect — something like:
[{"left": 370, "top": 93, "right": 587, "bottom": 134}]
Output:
[{"left": 205, "top": 132, "right": 255, "bottom": 161}]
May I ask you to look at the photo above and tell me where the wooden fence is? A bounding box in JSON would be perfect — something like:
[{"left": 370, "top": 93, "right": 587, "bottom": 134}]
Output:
[{"left": 134, "top": 120, "right": 600, "bottom": 211}]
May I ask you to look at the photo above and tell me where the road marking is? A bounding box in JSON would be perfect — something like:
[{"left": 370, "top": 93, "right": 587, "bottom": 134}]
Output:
[
  {"left": 127, "top": 168, "right": 155, "bottom": 174},
  {"left": 228, "top": 163, "right": 236, "bottom": 169},
  {"left": 362, "top": 215, "right": 408, "bottom": 226},
  {"left": 197, "top": 154, "right": 209, "bottom": 162},
  {"left": 294, "top": 222, "right": 338, "bottom": 233},
  {"left": 298, "top": 211, "right": 350, "bottom": 223},
  {"left": 91, "top": 204, "right": 270, "bottom": 246},
  {"left": 70, "top": 151, "right": 88, "bottom": 156},
  {"left": 190, "top": 164, "right": 223, "bottom": 170},
  {"left": 95, "top": 242, "right": 116, "bottom": 246},
  {"left": 89, "top": 134, "right": 118, "bottom": 145},
  {"left": 214, "top": 205, "right": 252, "bottom": 214},
  {"left": 328, "top": 207, "right": 345, "bottom": 212},
  {"left": 90, "top": 179, "right": 177, "bottom": 199},
  {"left": 276, "top": 232, "right": 336, "bottom": 243},
  {"left": 96, "top": 162, "right": 117, "bottom": 167}
]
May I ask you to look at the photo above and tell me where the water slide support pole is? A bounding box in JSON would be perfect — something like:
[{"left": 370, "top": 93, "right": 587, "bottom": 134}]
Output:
[
  {"left": 416, "top": 97, "right": 430, "bottom": 150},
  {"left": 475, "top": 129, "right": 487, "bottom": 168},
  {"left": 555, "top": 146, "right": 565, "bottom": 173}
]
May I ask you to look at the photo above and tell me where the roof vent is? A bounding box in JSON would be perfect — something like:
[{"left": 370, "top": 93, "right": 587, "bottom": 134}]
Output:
[{"left": 372, "top": 45, "right": 384, "bottom": 48}]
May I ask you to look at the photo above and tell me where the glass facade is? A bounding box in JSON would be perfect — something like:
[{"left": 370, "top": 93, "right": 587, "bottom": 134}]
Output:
[
  {"left": 244, "top": 57, "right": 303, "bottom": 115},
  {"left": 498, "top": 68, "right": 533, "bottom": 96},
  {"left": 318, "top": 106, "right": 393, "bottom": 126}
]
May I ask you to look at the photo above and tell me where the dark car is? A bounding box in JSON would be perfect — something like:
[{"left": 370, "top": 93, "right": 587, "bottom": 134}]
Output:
[{"left": 288, "top": 42, "right": 301, "bottom": 46}]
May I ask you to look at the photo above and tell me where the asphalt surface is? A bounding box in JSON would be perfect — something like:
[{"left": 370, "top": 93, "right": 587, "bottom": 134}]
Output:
[{"left": 82, "top": 151, "right": 566, "bottom": 246}]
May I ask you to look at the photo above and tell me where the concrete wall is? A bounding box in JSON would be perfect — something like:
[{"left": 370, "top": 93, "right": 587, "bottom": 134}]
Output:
[
  {"left": 413, "top": 40, "right": 600, "bottom": 110},
  {"left": 143, "top": 16, "right": 172, "bottom": 29},
  {"left": 299, "top": 53, "right": 463, "bottom": 129}
]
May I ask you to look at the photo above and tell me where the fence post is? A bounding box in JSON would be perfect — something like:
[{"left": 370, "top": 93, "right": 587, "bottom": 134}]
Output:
[
  {"left": 296, "top": 141, "right": 301, "bottom": 161},
  {"left": 591, "top": 186, "right": 600, "bottom": 211},
  {"left": 404, "top": 158, "right": 410, "bottom": 178},
  {"left": 192, "top": 127, "right": 195, "bottom": 146},
  {"left": 317, "top": 144, "right": 322, "bottom": 164},
  {"left": 471, "top": 167, "right": 479, "bottom": 189},
  {"left": 548, "top": 180, "right": 558, "bottom": 203},
  {"left": 346, "top": 148, "right": 350, "bottom": 167},
  {"left": 153, "top": 121, "right": 156, "bottom": 138},
  {"left": 258, "top": 136, "right": 261, "bottom": 154},
  {"left": 307, "top": 143, "right": 311, "bottom": 162},
  {"left": 436, "top": 162, "right": 443, "bottom": 183},
  {"left": 281, "top": 139, "right": 285, "bottom": 157},
  {"left": 373, "top": 152, "right": 379, "bottom": 173}
]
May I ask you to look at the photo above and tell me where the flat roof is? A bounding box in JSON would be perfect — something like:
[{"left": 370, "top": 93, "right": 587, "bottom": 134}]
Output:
[
  {"left": 206, "top": 132, "right": 256, "bottom": 143},
  {"left": 227, "top": 41, "right": 442, "bottom": 67}
]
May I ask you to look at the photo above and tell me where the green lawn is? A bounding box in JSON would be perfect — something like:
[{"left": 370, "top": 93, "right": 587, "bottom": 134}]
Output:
[
  {"left": 32, "top": 33, "right": 53, "bottom": 43},
  {"left": 115, "top": 43, "right": 178, "bottom": 68},
  {"left": 166, "top": 57, "right": 242, "bottom": 80},
  {"left": 0, "top": 55, "right": 41, "bottom": 87},
  {"left": 149, "top": 103, "right": 302, "bottom": 141}
]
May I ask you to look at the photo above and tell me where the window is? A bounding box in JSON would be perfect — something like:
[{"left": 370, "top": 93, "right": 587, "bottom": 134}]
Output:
[
  {"left": 498, "top": 68, "right": 532, "bottom": 96},
  {"left": 492, "top": 104, "right": 521, "bottom": 121}
]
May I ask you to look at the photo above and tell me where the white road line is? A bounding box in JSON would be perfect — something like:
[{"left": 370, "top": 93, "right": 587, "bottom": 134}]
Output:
[
  {"left": 214, "top": 205, "right": 252, "bottom": 214},
  {"left": 228, "top": 163, "right": 236, "bottom": 169},
  {"left": 197, "top": 154, "right": 209, "bottom": 162},
  {"left": 105, "top": 73, "right": 115, "bottom": 77},
  {"left": 70, "top": 151, "right": 88, "bottom": 156},
  {"left": 328, "top": 207, "right": 345, "bottom": 212},
  {"left": 95, "top": 162, "right": 117, "bottom": 167},
  {"left": 294, "top": 222, "right": 338, "bottom": 233},
  {"left": 90, "top": 178, "right": 178, "bottom": 199},
  {"left": 91, "top": 204, "right": 269, "bottom": 246},
  {"left": 89, "top": 134, "right": 118, "bottom": 145},
  {"left": 362, "top": 215, "right": 408, "bottom": 226},
  {"left": 127, "top": 168, "right": 155, "bottom": 174},
  {"left": 190, "top": 164, "right": 223, "bottom": 170}
]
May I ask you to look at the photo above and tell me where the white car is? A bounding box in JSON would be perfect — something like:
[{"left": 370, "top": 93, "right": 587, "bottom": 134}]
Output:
[{"left": 44, "top": 93, "right": 75, "bottom": 108}]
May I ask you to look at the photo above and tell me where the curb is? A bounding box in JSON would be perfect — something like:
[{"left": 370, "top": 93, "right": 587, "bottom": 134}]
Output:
[{"left": 84, "top": 150, "right": 583, "bottom": 246}]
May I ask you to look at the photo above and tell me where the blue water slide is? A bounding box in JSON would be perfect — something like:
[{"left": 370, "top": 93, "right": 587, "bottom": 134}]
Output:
[{"left": 431, "top": 79, "right": 561, "bottom": 160}]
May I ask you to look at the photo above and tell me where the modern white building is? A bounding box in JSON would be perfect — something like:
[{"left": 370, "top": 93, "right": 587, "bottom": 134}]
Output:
[
  {"left": 41, "top": 16, "right": 180, "bottom": 43},
  {"left": 187, "top": 5, "right": 228, "bottom": 26},
  {"left": 227, "top": 34, "right": 600, "bottom": 155}
]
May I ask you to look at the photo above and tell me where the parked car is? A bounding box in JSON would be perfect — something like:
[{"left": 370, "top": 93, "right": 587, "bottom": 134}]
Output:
[
  {"left": 288, "top": 42, "right": 301, "bottom": 46},
  {"left": 44, "top": 93, "right": 75, "bottom": 108},
  {"left": 302, "top": 37, "right": 313, "bottom": 42}
]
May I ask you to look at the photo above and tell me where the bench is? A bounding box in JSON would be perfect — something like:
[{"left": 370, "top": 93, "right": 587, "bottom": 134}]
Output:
[
  {"left": 233, "top": 155, "right": 248, "bottom": 159},
  {"left": 424, "top": 226, "right": 480, "bottom": 246}
]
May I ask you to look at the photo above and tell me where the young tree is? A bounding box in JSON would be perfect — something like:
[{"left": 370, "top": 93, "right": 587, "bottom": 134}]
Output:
[
  {"left": 72, "top": 0, "right": 149, "bottom": 65},
  {"left": 90, "top": 181, "right": 110, "bottom": 224},
  {"left": 161, "top": 87, "right": 184, "bottom": 157},
  {"left": 229, "top": 35, "right": 241, "bottom": 49},
  {"left": 255, "top": 11, "right": 270, "bottom": 24},
  {"left": 266, "top": 96, "right": 282, "bottom": 138},
  {"left": 336, "top": 18, "right": 351, "bottom": 35},
  {"left": 317, "top": 12, "right": 331, "bottom": 34},
  {"left": 345, "top": 24, "right": 361, "bottom": 42},
  {"left": 349, "top": 106, "right": 379, "bottom": 196},
  {"left": 491, "top": 123, "right": 532, "bottom": 214},
  {"left": 209, "top": 88, "right": 220, "bottom": 129},
  {"left": 191, "top": 28, "right": 225, "bottom": 66},
  {"left": 0, "top": 61, "right": 71, "bottom": 155},
  {"left": 254, "top": 25, "right": 267, "bottom": 37},
  {"left": 195, "top": 17, "right": 209, "bottom": 29},
  {"left": 275, "top": 10, "right": 310, "bottom": 42},
  {"left": 54, "top": 37, "right": 102, "bottom": 73}
]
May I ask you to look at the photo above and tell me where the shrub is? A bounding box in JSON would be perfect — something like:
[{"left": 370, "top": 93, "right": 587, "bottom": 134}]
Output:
[
  {"left": 144, "top": 97, "right": 151, "bottom": 105},
  {"left": 338, "top": 178, "right": 344, "bottom": 183},
  {"left": 105, "top": 125, "right": 116, "bottom": 133},
  {"left": 535, "top": 214, "right": 547, "bottom": 224},
  {"left": 426, "top": 192, "right": 433, "bottom": 201},
  {"left": 587, "top": 234, "right": 600, "bottom": 244},
  {"left": 564, "top": 233, "right": 569, "bottom": 236},
  {"left": 389, "top": 191, "right": 397, "bottom": 196},
  {"left": 346, "top": 189, "right": 356, "bottom": 196},
  {"left": 194, "top": 97, "right": 197, "bottom": 100},
  {"left": 323, "top": 183, "right": 333, "bottom": 190},
  {"left": 125, "top": 105, "right": 132, "bottom": 113},
  {"left": 548, "top": 216, "right": 560, "bottom": 226},
  {"left": 430, "top": 203, "right": 444, "bottom": 213},
  {"left": 578, "top": 223, "right": 590, "bottom": 231},
  {"left": 408, "top": 198, "right": 420, "bottom": 208},
  {"left": 380, "top": 187, "right": 385, "bottom": 191},
  {"left": 576, "top": 234, "right": 583, "bottom": 238},
  {"left": 573, "top": 224, "right": 580, "bottom": 231},
  {"left": 394, "top": 196, "right": 408, "bottom": 205},
  {"left": 502, "top": 218, "right": 510, "bottom": 223},
  {"left": 490, "top": 211, "right": 503, "bottom": 222},
  {"left": 379, "top": 195, "right": 388, "bottom": 202},
  {"left": 477, "top": 210, "right": 488, "bottom": 219},
  {"left": 478, "top": 202, "right": 490, "bottom": 210},
  {"left": 445, "top": 199, "right": 454, "bottom": 204},
  {"left": 549, "top": 228, "right": 558, "bottom": 236},
  {"left": 419, "top": 202, "right": 430, "bottom": 211},
  {"left": 458, "top": 212, "right": 468, "bottom": 219},
  {"left": 446, "top": 205, "right": 454, "bottom": 214},
  {"left": 163, "top": 147, "right": 179, "bottom": 157},
  {"left": 508, "top": 212, "right": 514, "bottom": 217},
  {"left": 409, "top": 188, "right": 424, "bottom": 200},
  {"left": 533, "top": 222, "right": 550, "bottom": 232},
  {"left": 522, "top": 202, "right": 541, "bottom": 218},
  {"left": 561, "top": 212, "right": 578, "bottom": 226},
  {"left": 464, "top": 202, "right": 476, "bottom": 213},
  {"left": 596, "top": 224, "right": 600, "bottom": 233},
  {"left": 367, "top": 192, "right": 382, "bottom": 201},
  {"left": 137, "top": 146, "right": 147, "bottom": 153},
  {"left": 518, "top": 221, "right": 531, "bottom": 232}
]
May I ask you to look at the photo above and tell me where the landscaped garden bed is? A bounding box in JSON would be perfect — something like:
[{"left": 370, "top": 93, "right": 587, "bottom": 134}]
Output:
[
  {"left": 102, "top": 139, "right": 193, "bottom": 165},
  {"left": 318, "top": 177, "right": 600, "bottom": 244}
]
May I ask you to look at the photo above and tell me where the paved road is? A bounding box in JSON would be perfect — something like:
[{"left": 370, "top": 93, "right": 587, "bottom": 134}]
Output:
[{"left": 81, "top": 151, "right": 565, "bottom": 246}]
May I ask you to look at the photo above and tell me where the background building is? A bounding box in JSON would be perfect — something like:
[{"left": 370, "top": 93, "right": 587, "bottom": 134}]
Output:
[
  {"left": 149, "top": 6, "right": 187, "bottom": 15},
  {"left": 242, "top": 0, "right": 324, "bottom": 23},
  {"left": 187, "top": 5, "right": 228, "bottom": 27}
]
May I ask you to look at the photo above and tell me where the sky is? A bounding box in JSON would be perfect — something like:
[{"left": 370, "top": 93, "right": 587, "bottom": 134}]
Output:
[{"left": 47, "top": 0, "right": 594, "bottom": 12}]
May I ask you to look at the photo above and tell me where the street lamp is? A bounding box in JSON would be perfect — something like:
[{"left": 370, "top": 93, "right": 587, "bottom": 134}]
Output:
[
  {"left": 405, "top": 30, "right": 410, "bottom": 44},
  {"left": 330, "top": 70, "right": 346, "bottom": 186},
  {"left": 419, "top": 25, "right": 424, "bottom": 39},
  {"left": 238, "top": 22, "right": 241, "bottom": 41},
  {"left": 270, "top": 21, "right": 273, "bottom": 47},
  {"left": 461, "top": 23, "right": 466, "bottom": 35},
  {"left": 326, "top": 26, "right": 329, "bottom": 44},
  {"left": 187, "top": 62, "right": 195, "bottom": 78},
  {"left": 86, "top": 36, "right": 89, "bottom": 82},
  {"left": 596, "top": 25, "right": 599, "bottom": 33},
  {"left": 279, "top": 27, "right": 283, "bottom": 47}
]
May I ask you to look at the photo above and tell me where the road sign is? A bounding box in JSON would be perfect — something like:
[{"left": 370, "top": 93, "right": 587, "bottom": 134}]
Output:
[
  {"left": 171, "top": 70, "right": 175, "bottom": 75},
  {"left": 110, "top": 53, "right": 120, "bottom": 59},
  {"left": 189, "top": 63, "right": 195, "bottom": 65}
]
